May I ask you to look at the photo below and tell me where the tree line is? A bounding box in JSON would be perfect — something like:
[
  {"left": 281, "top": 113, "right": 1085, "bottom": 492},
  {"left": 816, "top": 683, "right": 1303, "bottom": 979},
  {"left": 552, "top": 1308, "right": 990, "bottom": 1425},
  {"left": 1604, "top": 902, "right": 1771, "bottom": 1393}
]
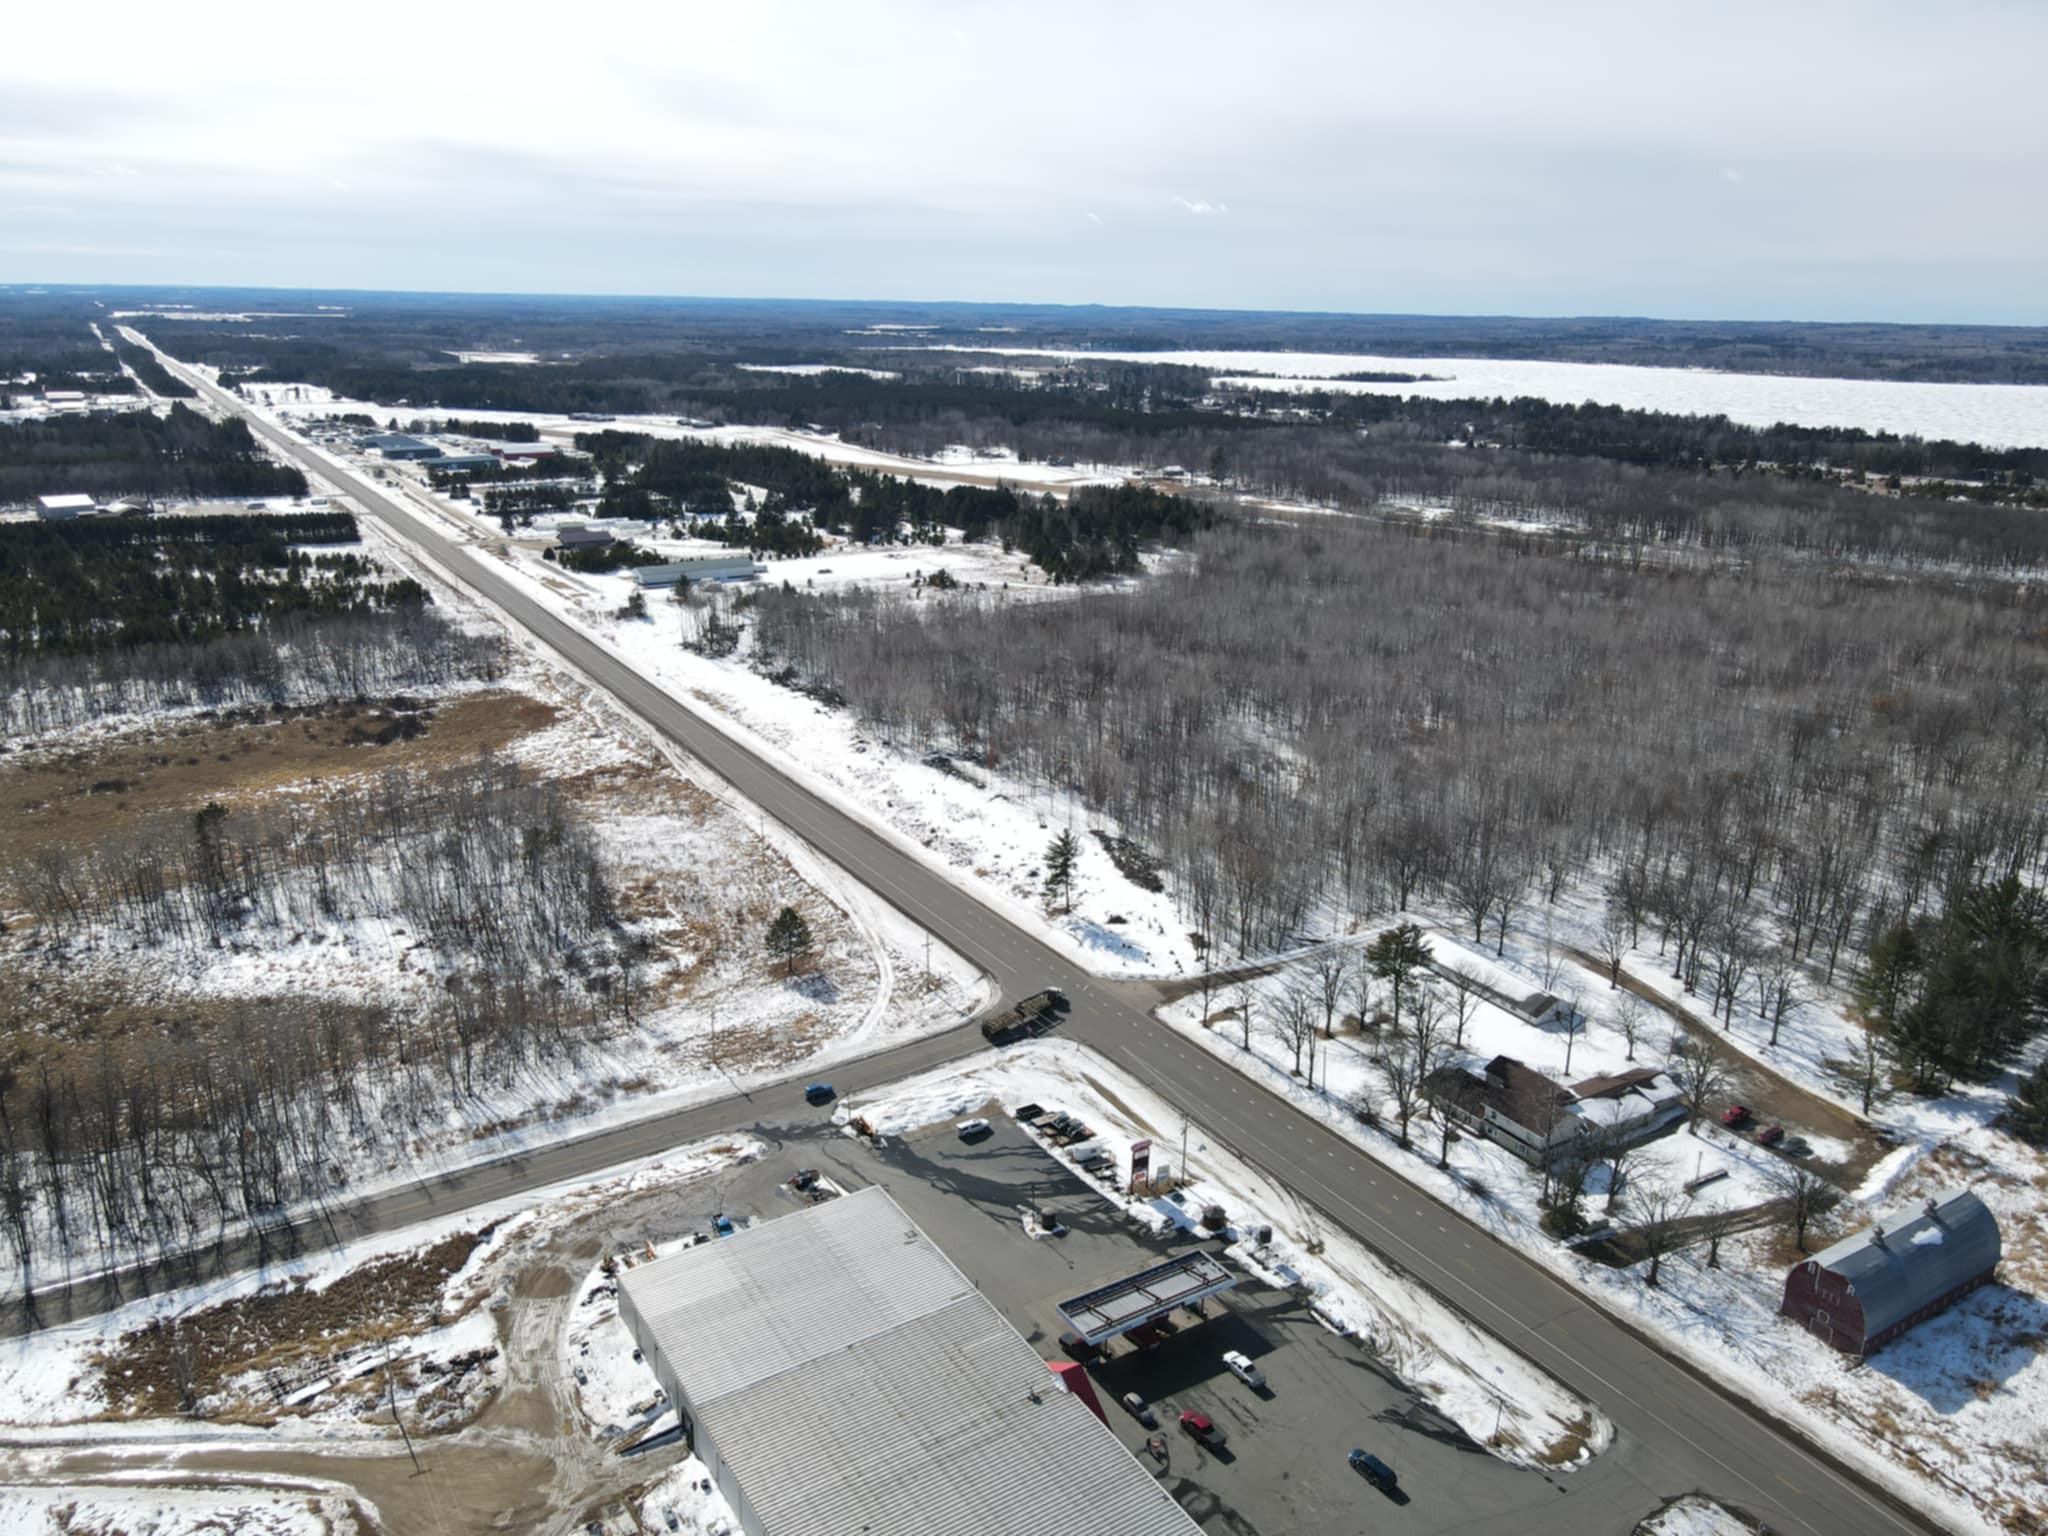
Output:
[
  {"left": 0, "top": 513, "right": 418, "bottom": 661},
  {"left": 0, "top": 405, "right": 308, "bottom": 506}
]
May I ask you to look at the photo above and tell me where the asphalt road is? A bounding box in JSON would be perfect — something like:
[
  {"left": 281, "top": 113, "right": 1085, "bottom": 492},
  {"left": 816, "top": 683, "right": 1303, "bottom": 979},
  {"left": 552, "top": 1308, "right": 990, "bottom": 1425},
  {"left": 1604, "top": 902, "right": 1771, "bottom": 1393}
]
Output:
[{"left": 87, "top": 338, "right": 1947, "bottom": 1536}]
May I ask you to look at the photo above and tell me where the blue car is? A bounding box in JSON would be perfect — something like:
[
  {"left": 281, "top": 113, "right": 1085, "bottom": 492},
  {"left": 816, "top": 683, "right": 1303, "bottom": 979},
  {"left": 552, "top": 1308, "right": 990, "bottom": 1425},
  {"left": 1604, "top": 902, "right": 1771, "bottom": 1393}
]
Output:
[
  {"left": 1348, "top": 1449, "right": 1397, "bottom": 1489},
  {"left": 712, "top": 1214, "right": 736, "bottom": 1238},
  {"left": 805, "top": 1082, "right": 835, "bottom": 1105}
]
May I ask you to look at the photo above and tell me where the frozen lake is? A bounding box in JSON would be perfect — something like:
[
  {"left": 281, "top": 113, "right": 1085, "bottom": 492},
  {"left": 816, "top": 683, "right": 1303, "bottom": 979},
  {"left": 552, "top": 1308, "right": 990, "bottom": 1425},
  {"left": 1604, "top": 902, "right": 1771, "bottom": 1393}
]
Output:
[{"left": 890, "top": 345, "right": 2048, "bottom": 451}]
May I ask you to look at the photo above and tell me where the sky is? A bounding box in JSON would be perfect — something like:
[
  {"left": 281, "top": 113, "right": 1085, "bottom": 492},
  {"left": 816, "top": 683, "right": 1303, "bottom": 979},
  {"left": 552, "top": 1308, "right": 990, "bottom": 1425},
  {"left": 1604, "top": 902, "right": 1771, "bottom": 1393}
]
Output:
[{"left": 5, "top": 1, "right": 2046, "bottom": 324}]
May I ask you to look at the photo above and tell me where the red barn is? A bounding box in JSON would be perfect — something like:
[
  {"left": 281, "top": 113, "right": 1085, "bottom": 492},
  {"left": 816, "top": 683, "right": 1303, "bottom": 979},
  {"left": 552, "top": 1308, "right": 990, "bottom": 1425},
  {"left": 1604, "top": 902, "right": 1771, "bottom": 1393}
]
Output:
[{"left": 1780, "top": 1189, "right": 2000, "bottom": 1357}]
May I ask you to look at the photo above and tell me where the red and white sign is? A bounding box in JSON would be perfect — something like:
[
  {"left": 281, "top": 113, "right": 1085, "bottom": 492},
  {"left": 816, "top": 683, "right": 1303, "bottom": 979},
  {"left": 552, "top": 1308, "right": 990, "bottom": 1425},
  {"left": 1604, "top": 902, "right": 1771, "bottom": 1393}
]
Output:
[{"left": 1129, "top": 1139, "right": 1152, "bottom": 1193}]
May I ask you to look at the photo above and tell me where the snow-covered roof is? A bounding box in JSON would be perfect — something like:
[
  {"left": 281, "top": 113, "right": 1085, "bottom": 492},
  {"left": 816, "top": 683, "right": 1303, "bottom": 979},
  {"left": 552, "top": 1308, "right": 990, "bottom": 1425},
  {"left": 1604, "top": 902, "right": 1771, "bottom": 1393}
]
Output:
[
  {"left": 1568, "top": 1068, "right": 1681, "bottom": 1128},
  {"left": 617, "top": 1185, "right": 1199, "bottom": 1536},
  {"left": 37, "top": 493, "right": 95, "bottom": 511},
  {"left": 1424, "top": 933, "right": 1565, "bottom": 1020},
  {"left": 1806, "top": 1189, "right": 2001, "bottom": 1340}
]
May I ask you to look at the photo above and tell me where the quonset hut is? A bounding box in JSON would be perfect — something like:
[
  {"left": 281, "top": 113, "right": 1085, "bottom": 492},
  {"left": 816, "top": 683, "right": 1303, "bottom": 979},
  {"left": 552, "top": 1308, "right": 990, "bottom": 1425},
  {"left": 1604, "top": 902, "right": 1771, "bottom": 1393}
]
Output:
[{"left": 1779, "top": 1189, "right": 2000, "bottom": 1356}]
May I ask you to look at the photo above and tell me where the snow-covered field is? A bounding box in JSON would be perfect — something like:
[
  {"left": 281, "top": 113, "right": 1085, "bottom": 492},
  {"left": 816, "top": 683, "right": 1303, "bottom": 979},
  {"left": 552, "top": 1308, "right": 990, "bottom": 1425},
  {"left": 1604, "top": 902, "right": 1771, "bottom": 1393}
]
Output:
[
  {"left": 840, "top": 1040, "right": 1610, "bottom": 1471},
  {"left": 890, "top": 344, "right": 2048, "bottom": 450},
  {"left": 235, "top": 380, "right": 1128, "bottom": 494},
  {"left": 0, "top": 1137, "right": 763, "bottom": 1536}
]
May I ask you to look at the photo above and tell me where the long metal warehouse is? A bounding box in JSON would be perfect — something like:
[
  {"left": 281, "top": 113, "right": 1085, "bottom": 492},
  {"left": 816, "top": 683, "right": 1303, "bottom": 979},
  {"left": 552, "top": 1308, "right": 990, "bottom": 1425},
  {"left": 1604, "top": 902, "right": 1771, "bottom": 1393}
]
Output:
[{"left": 616, "top": 1184, "right": 1201, "bottom": 1536}]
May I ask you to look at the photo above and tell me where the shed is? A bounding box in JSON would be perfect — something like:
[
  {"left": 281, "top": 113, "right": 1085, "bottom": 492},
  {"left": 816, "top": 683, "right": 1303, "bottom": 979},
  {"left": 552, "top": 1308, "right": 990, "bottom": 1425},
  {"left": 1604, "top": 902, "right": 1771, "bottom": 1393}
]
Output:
[
  {"left": 1423, "top": 934, "right": 1570, "bottom": 1027},
  {"left": 37, "top": 493, "right": 96, "bottom": 519},
  {"left": 1780, "top": 1190, "right": 2000, "bottom": 1356}
]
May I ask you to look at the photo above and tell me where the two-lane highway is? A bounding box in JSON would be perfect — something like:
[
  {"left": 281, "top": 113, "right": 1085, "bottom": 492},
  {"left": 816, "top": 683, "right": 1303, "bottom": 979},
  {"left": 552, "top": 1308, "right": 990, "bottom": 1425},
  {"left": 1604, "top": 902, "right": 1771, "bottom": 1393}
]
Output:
[{"left": 105, "top": 335, "right": 1952, "bottom": 1536}]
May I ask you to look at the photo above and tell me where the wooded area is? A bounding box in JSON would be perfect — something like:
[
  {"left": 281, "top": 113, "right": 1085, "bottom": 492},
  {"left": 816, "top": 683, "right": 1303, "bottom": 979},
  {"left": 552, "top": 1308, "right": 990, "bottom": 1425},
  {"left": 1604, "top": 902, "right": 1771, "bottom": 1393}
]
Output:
[
  {"left": 0, "top": 513, "right": 410, "bottom": 660},
  {"left": 750, "top": 517, "right": 2048, "bottom": 1102},
  {"left": 0, "top": 758, "right": 639, "bottom": 1279},
  {"left": 0, "top": 405, "right": 308, "bottom": 505}
]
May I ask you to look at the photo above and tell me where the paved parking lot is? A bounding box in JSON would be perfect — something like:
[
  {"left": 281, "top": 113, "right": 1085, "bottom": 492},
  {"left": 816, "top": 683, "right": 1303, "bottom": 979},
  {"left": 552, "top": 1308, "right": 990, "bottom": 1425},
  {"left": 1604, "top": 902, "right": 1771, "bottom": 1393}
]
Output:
[{"left": 671, "top": 1103, "right": 1655, "bottom": 1536}]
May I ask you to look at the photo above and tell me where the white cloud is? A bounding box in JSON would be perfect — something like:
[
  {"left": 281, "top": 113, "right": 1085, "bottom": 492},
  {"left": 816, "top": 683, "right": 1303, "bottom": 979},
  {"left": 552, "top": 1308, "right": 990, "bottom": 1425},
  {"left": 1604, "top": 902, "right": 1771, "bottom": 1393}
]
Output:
[{"left": 0, "top": 0, "right": 2043, "bottom": 319}]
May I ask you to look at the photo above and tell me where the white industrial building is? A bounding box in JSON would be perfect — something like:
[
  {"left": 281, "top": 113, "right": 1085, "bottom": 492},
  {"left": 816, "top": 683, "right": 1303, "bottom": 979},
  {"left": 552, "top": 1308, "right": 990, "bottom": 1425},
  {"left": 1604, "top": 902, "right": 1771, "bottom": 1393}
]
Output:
[
  {"left": 616, "top": 1185, "right": 1201, "bottom": 1536},
  {"left": 36, "top": 493, "right": 96, "bottom": 519}
]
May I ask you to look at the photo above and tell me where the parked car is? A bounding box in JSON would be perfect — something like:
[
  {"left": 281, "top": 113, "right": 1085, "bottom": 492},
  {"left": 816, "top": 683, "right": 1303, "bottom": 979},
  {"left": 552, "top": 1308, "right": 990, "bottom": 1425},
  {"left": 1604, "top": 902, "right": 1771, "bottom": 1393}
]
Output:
[
  {"left": 712, "top": 1214, "right": 736, "bottom": 1238},
  {"left": 1014, "top": 1103, "right": 1047, "bottom": 1123},
  {"left": 1756, "top": 1123, "right": 1787, "bottom": 1147},
  {"left": 1179, "top": 1409, "right": 1228, "bottom": 1448},
  {"left": 957, "top": 1117, "right": 993, "bottom": 1140},
  {"left": 805, "top": 1082, "right": 836, "bottom": 1105},
  {"left": 1058, "top": 1331, "right": 1100, "bottom": 1361},
  {"left": 1348, "top": 1448, "right": 1397, "bottom": 1488},
  {"left": 1718, "top": 1103, "right": 1753, "bottom": 1127},
  {"left": 1222, "top": 1350, "right": 1268, "bottom": 1391},
  {"left": 1120, "top": 1391, "right": 1158, "bottom": 1428},
  {"left": 789, "top": 1168, "right": 820, "bottom": 1191}
]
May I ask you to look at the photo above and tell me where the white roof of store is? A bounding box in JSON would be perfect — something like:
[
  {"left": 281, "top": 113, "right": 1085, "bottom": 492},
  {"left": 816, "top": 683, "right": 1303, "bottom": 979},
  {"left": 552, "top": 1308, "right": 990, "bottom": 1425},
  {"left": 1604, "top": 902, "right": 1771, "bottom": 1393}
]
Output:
[
  {"left": 618, "top": 1185, "right": 1200, "bottom": 1536},
  {"left": 38, "top": 493, "right": 96, "bottom": 511}
]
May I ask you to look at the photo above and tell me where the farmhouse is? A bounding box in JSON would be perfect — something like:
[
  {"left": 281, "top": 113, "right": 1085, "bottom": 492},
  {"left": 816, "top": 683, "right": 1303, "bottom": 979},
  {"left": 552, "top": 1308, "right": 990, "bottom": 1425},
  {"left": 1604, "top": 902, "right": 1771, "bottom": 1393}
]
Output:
[
  {"left": 1780, "top": 1190, "right": 2001, "bottom": 1356},
  {"left": 1425, "top": 1055, "right": 1583, "bottom": 1165},
  {"left": 1423, "top": 934, "right": 1571, "bottom": 1027}
]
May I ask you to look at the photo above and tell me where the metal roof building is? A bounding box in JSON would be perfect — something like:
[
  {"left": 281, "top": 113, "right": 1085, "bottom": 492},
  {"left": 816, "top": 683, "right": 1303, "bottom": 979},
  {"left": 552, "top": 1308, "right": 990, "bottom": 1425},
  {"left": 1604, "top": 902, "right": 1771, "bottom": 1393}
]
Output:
[
  {"left": 631, "top": 556, "right": 761, "bottom": 587},
  {"left": 1780, "top": 1189, "right": 2001, "bottom": 1355},
  {"left": 36, "top": 493, "right": 96, "bottom": 519},
  {"left": 616, "top": 1185, "right": 1201, "bottom": 1536}
]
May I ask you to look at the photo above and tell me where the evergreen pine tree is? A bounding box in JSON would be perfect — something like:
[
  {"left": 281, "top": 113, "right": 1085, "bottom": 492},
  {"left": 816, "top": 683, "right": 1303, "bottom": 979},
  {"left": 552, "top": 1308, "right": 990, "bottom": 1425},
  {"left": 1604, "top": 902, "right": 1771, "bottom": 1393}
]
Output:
[
  {"left": 1044, "top": 830, "right": 1079, "bottom": 914},
  {"left": 766, "top": 905, "right": 813, "bottom": 976},
  {"left": 2008, "top": 1059, "right": 2048, "bottom": 1145}
]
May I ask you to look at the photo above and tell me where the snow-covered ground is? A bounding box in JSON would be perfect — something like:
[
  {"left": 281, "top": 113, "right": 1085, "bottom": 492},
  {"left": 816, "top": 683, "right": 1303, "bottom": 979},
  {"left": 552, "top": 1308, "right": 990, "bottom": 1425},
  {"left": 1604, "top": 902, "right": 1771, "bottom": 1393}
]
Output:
[
  {"left": 480, "top": 545, "right": 1199, "bottom": 979},
  {"left": 0, "top": 1478, "right": 370, "bottom": 1536},
  {"left": 840, "top": 1040, "right": 1610, "bottom": 1471},
  {"left": 236, "top": 380, "right": 1128, "bottom": 494},
  {"left": 1635, "top": 1495, "right": 1766, "bottom": 1535},
  {"left": 0, "top": 487, "right": 988, "bottom": 1294},
  {"left": 1159, "top": 917, "right": 2046, "bottom": 1536},
  {"left": 734, "top": 362, "right": 899, "bottom": 380},
  {"left": 0, "top": 1137, "right": 763, "bottom": 1535},
  {"left": 882, "top": 344, "right": 2048, "bottom": 450}
]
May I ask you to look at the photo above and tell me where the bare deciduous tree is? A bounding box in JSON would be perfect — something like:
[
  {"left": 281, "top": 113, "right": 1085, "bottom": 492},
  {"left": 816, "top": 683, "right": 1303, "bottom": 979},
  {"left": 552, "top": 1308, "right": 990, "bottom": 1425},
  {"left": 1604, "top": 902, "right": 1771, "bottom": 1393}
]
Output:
[{"left": 1669, "top": 1033, "right": 1732, "bottom": 1135}]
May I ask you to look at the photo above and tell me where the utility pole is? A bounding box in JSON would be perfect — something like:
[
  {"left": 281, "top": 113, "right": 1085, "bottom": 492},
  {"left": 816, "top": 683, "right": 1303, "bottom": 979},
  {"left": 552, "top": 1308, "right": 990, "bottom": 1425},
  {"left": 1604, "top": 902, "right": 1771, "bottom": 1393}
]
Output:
[
  {"left": 382, "top": 1328, "right": 422, "bottom": 1474},
  {"left": 1179, "top": 1111, "right": 1190, "bottom": 1191}
]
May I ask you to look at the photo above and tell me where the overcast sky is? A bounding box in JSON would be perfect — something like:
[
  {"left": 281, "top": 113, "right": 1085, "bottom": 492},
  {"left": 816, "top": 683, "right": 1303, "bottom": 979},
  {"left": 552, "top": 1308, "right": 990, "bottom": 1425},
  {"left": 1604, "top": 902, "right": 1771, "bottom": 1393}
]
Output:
[{"left": 6, "top": 1, "right": 2045, "bottom": 323}]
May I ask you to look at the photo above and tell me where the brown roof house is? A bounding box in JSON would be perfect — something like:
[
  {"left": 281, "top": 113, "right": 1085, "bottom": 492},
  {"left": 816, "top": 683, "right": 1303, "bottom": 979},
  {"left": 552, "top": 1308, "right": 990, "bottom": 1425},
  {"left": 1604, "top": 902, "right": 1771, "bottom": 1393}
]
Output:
[
  {"left": 1425, "top": 1055, "right": 1584, "bottom": 1166},
  {"left": 1780, "top": 1190, "right": 2000, "bottom": 1356}
]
